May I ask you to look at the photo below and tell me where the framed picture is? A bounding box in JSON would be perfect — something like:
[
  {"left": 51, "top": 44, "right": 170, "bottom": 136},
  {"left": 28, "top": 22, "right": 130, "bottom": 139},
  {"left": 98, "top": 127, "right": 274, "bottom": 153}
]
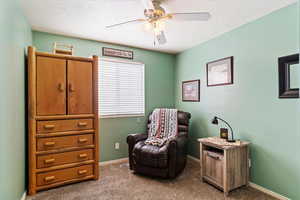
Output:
[
  {"left": 220, "top": 128, "right": 228, "bottom": 140},
  {"left": 207, "top": 56, "right": 234, "bottom": 86},
  {"left": 182, "top": 80, "right": 200, "bottom": 102},
  {"left": 278, "top": 53, "right": 299, "bottom": 98},
  {"left": 102, "top": 47, "right": 133, "bottom": 59}
]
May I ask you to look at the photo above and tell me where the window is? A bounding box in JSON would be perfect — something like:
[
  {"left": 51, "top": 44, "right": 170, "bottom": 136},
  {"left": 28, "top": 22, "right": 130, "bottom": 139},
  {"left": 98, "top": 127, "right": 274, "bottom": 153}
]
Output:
[{"left": 99, "top": 58, "right": 145, "bottom": 118}]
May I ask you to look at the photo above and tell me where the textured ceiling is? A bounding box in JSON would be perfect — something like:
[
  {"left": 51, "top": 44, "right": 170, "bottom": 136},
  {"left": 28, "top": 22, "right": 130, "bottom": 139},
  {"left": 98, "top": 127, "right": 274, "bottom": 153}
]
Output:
[{"left": 21, "top": 0, "right": 297, "bottom": 53}]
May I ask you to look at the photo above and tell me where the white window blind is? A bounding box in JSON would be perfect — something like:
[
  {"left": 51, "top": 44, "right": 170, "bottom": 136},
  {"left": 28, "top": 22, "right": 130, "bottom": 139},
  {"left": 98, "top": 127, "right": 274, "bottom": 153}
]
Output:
[{"left": 99, "top": 58, "right": 145, "bottom": 117}]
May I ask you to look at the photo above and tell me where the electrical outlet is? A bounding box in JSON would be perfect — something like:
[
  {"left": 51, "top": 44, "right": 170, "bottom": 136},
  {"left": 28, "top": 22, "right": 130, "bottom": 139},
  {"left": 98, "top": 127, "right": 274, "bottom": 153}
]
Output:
[
  {"left": 115, "top": 142, "right": 120, "bottom": 150},
  {"left": 249, "top": 159, "right": 251, "bottom": 168}
]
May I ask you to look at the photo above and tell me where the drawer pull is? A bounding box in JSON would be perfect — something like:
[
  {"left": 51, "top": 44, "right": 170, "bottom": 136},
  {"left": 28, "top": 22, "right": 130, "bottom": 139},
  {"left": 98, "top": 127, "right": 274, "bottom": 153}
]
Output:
[
  {"left": 44, "top": 158, "right": 55, "bottom": 164},
  {"left": 78, "top": 153, "right": 88, "bottom": 159},
  {"left": 78, "top": 138, "right": 88, "bottom": 143},
  {"left": 207, "top": 153, "right": 220, "bottom": 160},
  {"left": 44, "top": 142, "right": 56, "bottom": 147},
  {"left": 78, "top": 122, "right": 88, "bottom": 127},
  {"left": 44, "top": 124, "right": 55, "bottom": 129},
  {"left": 44, "top": 176, "right": 55, "bottom": 182},
  {"left": 78, "top": 169, "right": 87, "bottom": 175}
]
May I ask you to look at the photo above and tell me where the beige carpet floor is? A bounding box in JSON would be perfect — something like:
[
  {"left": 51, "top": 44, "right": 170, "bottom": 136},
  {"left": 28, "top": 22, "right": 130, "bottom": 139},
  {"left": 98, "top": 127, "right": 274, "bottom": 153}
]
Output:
[{"left": 27, "top": 159, "right": 277, "bottom": 200}]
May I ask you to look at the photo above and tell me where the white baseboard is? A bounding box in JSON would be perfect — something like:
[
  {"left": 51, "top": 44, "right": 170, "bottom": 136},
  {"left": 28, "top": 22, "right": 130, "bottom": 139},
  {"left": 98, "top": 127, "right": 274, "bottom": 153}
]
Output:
[
  {"left": 99, "top": 157, "right": 128, "bottom": 166},
  {"left": 20, "top": 191, "right": 26, "bottom": 200},
  {"left": 187, "top": 155, "right": 200, "bottom": 164},
  {"left": 248, "top": 182, "right": 290, "bottom": 200},
  {"left": 187, "top": 155, "right": 290, "bottom": 200}
]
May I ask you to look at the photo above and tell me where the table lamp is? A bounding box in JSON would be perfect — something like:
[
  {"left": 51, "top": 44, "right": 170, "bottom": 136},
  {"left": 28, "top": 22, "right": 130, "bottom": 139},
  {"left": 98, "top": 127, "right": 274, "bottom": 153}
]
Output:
[{"left": 211, "top": 116, "right": 236, "bottom": 142}]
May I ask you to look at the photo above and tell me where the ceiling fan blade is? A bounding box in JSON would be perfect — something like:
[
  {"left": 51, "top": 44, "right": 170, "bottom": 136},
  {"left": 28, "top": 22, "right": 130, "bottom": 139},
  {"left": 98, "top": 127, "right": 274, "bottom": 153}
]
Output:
[
  {"left": 141, "top": 0, "right": 154, "bottom": 9},
  {"left": 170, "top": 12, "right": 211, "bottom": 21},
  {"left": 156, "top": 31, "right": 167, "bottom": 45},
  {"left": 106, "top": 19, "right": 146, "bottom": 28}
]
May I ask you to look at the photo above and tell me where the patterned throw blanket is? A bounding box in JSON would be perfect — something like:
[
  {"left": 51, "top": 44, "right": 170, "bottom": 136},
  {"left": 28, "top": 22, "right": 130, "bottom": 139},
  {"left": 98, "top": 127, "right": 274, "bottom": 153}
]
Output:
[{"left": 145, "top": 108, "right": 178, "bottom": 147}]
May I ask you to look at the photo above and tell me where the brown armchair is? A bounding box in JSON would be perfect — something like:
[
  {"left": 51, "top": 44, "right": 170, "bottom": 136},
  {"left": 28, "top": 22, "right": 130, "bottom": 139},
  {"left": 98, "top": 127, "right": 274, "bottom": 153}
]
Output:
[{"left": 127, "top": 111, "right": 191, "bottom": 178}]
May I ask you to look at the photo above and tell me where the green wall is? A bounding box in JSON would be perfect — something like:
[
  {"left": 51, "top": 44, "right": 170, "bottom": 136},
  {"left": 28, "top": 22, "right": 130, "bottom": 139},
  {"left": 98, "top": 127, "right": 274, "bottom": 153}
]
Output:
[
  {"left": 0, "top": 0, "right": 32, "bottom": 200},
  {"left": 174, "top": 3, "right": 300, "bottom": 199},
  {"left": 32, "top": 31, "right": 176, "bottom": 162}
]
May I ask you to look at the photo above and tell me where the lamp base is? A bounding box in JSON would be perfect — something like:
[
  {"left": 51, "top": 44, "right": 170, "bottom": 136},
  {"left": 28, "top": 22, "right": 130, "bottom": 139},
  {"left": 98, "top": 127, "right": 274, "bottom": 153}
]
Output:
[{"left": 227, "top": 139, "right": 236, "bottom": 143}]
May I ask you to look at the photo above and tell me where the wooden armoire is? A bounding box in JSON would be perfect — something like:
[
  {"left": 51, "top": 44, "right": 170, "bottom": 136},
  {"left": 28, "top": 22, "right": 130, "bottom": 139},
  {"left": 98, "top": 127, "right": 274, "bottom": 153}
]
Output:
[{"left": 27, "top": 46, "right": 99, "bottom": 195}]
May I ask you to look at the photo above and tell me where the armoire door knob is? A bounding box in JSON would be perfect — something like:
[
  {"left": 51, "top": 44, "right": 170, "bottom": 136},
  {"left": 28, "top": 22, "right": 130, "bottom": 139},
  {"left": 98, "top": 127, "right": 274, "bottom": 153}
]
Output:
[
  {"left": 58, "top": 83, "right": 64, "bottom": 92},
  {"left": 69, "top": 83, "right": 75, "bottom": 92}
]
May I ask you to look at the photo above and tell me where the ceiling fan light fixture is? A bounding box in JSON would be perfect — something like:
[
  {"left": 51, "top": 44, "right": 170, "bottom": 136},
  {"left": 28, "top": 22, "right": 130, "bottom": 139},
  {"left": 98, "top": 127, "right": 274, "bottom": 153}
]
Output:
[
  {"left": 156, "top": 20, "right": 165, "bottom": 29},
  {"left": 144, "top": 20, "right": 166, "bottom": 35},
  {"left": 154, "top": 28, "right": 162, "bottom": 36},
  {"left": 106, "top": 0, "right": 211, "bottom": 45},
  {"left": 153, "top": 20, "right": 165, "bottom": 33}
]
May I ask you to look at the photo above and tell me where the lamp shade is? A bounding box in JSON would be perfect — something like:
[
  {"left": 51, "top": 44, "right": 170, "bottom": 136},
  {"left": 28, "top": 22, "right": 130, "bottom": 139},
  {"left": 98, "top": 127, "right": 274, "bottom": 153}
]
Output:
[{"left": 211, "top": 116, "right": 218, "bottom": 125}]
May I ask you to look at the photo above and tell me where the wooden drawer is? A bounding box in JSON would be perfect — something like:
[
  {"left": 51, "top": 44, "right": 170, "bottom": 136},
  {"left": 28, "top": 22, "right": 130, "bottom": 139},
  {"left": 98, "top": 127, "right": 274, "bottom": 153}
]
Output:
[
  {"left": 37, "top": 164, "right": 93, "bottom": 186},
  {"left": 37, "top": 149, "right": 94, "bottom": 168},
  {"left": 37, "top": 119, "right": 93, "bottom": 133},
  {"left": 203, "top": 151, "right": 224, "bottom": 187},
  {"left": 37, "top": 134, "right": 94, "bottom": 152}
]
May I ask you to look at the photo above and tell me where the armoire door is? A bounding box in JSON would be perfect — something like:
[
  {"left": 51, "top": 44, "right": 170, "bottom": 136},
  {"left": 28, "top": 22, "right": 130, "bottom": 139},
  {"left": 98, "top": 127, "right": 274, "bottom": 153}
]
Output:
[
  {"left": 67, "top": 60, "right": 93, "bottom": 114},
  {"left": 36, "top": 56, "right": 67, "bottom": 115}
]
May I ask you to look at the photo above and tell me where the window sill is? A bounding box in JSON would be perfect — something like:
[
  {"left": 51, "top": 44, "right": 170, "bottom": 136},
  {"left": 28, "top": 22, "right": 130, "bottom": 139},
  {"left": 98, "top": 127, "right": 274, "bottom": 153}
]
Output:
[{"left": 99, "top": 114, "right": 145, "bottom": 119}]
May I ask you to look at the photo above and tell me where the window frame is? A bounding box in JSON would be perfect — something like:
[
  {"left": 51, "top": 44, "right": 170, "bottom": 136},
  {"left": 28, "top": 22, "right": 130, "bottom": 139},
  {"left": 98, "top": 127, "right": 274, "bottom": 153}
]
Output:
[{"left": 98, "top": 57, "right": 145, "bottom": 119}]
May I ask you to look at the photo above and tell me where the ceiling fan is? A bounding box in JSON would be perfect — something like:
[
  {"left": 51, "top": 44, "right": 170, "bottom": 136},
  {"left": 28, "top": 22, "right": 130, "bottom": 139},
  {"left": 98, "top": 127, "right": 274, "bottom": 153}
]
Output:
[{"left": 106, "top": 0, "right": 211, "bottom": 45}]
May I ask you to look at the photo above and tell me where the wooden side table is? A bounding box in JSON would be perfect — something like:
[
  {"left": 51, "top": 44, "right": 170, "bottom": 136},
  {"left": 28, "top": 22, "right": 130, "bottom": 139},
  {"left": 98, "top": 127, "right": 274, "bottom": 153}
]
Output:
[{"left": 198, "top": 137, "right": 250, "bottom": 196}]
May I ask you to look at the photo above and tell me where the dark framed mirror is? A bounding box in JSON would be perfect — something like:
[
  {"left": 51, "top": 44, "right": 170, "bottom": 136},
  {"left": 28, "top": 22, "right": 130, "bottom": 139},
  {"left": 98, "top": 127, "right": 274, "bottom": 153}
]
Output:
[{"left": 278, "top": 54, "right": 299, "bottom": 98}]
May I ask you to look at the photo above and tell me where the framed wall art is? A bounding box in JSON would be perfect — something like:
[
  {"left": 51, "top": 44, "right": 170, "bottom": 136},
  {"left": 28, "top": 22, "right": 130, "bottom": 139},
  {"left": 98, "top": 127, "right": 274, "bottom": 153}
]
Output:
[
  {"left": 207, "top": 56, "right": 234, "bottom": 87},
  {"left": 278, "top": 53, "right": 299, "bottom": 98},
  {"left": 182, "top": 80, "right": 200, "bottom": 102},
  {"left": 102, "top": 47, "right": 133, "bottom": 59}
]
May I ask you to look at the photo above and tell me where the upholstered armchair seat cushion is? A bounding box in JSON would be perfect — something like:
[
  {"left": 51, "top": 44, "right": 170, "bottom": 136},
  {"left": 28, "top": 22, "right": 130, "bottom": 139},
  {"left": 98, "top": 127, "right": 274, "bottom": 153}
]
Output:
[{"left": 133, "top": 141, "right": 168, "bottom": 168}]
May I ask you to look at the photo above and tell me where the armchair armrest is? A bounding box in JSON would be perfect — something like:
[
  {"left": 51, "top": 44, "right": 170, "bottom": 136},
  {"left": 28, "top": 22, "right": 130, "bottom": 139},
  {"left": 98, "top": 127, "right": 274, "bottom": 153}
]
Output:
[
  {"left": 169, "top": 135, "right": 188, "bottom": 151},
  {"left": 168, "top": 135, "right": 188, "bottom": 178},
  {"left": 127, "top": 133, "right": 148, "bottom": 145},
  {"left": 127, "top": 133, "right": 148, "bottom": 170}
]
